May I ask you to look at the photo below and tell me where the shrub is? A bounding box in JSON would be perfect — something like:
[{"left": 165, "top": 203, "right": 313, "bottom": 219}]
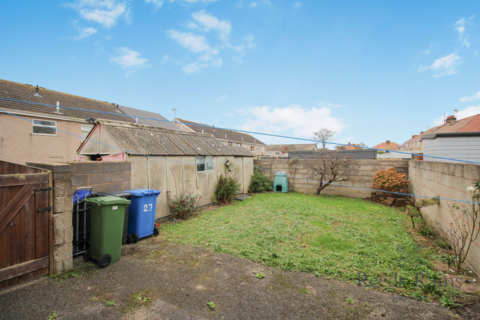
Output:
[
  {"left": 171, "top": 192, "right": 199, "bottom": 220},
  {"left": 213, "top": 175, "right": 240, "bottom": 204},
  {"left": 372, "top": 168, "right": 409, "bottom": 193},
  {"left": 249, "top": 169, "right": 273, "bottom": 193}
]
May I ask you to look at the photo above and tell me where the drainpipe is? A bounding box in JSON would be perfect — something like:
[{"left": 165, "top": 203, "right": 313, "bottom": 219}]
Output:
[
  {"left": 147, "top": 156, "right": 151, "bottom": 188},
  {"left": 181, "top": 156, "right": 184, "bottom": 192}
]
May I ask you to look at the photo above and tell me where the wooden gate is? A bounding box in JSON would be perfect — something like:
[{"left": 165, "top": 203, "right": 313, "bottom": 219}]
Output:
[{"left": 0, "top": 161, "right": 52, "bottom": 289}]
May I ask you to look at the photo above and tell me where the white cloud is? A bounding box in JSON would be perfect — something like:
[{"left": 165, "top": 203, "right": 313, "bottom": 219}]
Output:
[
  {"left": 418, "top": 53, "right": 461, "bottom": 77},
  {"left": 168, "top": 12, "right": 253, "bottom": 73},
  {"left": 145, "top": 0, "right": 163, "bottom": 11},
  {"left": 434, "top": 105, "right": 480, "bottom": 125},
  {"left": 110, "top": 48, "right": 148, "bottom": 73},
  {"left": 224, "top": 112, "right": 233, "bottom": 116},
  {"left": 182, "top": 62, "right": 208, "bottom": 73},
  {"left": 293, "top": 2, "right": 301, "bottom": 8},
  {"left": 250, "top": 2, "right": 257, "bottom": 7},
  {"left": 454, "top": 16, "right": 474, "bottom": 48},
  {"left": 460, "top": 90, "right": 480, "bottom": 102},
  {"left": 168, "top": 30, "right": 211, "bottom": 53},
  {"left": 238, "top": 104, "right": 347, "bottom": 139},
  {"left": 70, "top": 0, "right": 131, "bottom": 28},
  {"left": 217, "top": 94, "right": 227, "bottom": 101},
  {"left": 72, "top": 25, "right": 97, "bottom": 40},
  {"left": 191, "top": 10, "right": 231, "bottom": 41}
]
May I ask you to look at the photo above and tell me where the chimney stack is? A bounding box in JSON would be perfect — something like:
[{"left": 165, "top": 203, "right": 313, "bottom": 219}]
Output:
[
  {"left": 445, "top": 115, "right": 456, "bottom": 124},
  {"left": 386, "top": 140, "right": 390, "bottom": 145}
]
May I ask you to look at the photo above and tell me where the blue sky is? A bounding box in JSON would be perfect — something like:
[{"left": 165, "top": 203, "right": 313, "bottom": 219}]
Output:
[{"left": 1, "top": 0, "right": 479, "bottom": 147}]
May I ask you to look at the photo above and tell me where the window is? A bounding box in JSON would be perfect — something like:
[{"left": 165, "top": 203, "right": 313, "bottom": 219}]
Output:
[
  {"left": 236, "top": 143, "right": 241, "bottom": 147},
  {"left": 228, "top": 142, "right": 232, "bottom": 146},
  {"left": 262, "top": 147, "right": 265, "bottom": 152},
  {"left": 196, "top": 156, "right": 205, "bottom": 172},
  {"left": 250, "top": 146, "right": 254, "bottom": 151},
  {"left": 33, "top": 119, "right": 56, "bottom": 135},
  {"left": 197, "top": 156, "right": 213, "bottom": 171},
  {"left": 206, "top": 156, "right": 214, "bottom": 171},
  {"left": 81, "top": 124, "right": 94, "bottom": 142},
  {"left": 256, "top": 147, "right": 259, "bottom": 151},
  {"left": 275, "top": 151, "right": 280, "bottom": 155}
]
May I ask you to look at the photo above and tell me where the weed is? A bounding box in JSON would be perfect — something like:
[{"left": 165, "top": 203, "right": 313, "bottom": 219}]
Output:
[
  {"left": 48, "top": 311, "right": 57, "bottom": 320},
  {"left": 105, "top": 301, "right": 115, "bottom": 306},
  {"left": 345, "top": 297, "right": 354, "bottom": 304},
  {"left": 255, "top": 272, "right": 265, "bottom": 279},
  {"left": 207, "top": 301, "right": 215, "bottom": 310},
  {"left": 440, "top": 294, "right": 462, "bottom": 309},
  {"left": 300, "top": 288, "right": 311, "bottom": 295}
]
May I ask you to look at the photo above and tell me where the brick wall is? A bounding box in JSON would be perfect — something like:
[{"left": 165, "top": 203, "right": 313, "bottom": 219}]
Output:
[
  {"left": 69, "top": 161, "right": 131, "bottom": 194},
  {"left": 27, "top": 161, "right": 131, "bottom": 274},
  {"left": 409, "top": 160, "right": 480, "bottom": 275},
  {"left": 254, "top": 159, "right": 409, "bottom": 198}
]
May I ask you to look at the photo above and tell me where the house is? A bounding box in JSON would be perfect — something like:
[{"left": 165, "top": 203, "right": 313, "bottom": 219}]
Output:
[
  {"left": 0, "top": 79, "right": 139, "bottom": 164},
  {"left": 265, "top": 143, "right": 317, "bottom": 158},
  {"left": 372, "top": 140, "right": 399, "bottom": 151},
  {"left": 396, "top": 114, "right": 480, "bottom": 162},
  {"left": 77, "top": 120, "right": 254, "bottom": 218},
  {"left": 173, "top": 118, "right": 266, "bottom": 157},
  {"left": 421, "top": 114, "right": 480, "bottom": 163},
  {"left": 335, "top": 142, "right": 363, "bottom": 151},
  {"left": 117, "top": 105, "right": 180, "bottom": 131}
]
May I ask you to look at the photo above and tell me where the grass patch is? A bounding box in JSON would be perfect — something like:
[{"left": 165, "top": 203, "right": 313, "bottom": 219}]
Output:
[
  {"left": 49, "top": 263, "right": 96, "bottom": 282},
  {"left": 159, "top": 193, "right": 451, "bottom": 295}
]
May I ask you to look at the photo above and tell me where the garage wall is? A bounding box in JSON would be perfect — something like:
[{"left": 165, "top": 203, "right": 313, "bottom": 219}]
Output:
[{"left": 128, "top": 155, "right": 253, "bottom": 219}]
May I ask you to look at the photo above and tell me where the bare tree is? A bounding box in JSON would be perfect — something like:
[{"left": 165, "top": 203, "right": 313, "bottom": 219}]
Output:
[
  {"left": 313, "top": 128, "right": 336, "bottom": 150},
  {"left": 279, "top": 145, "right": 293, "bottom": 156},
  {"left": 304, "top": 149, "right": 357, "bottom": 195},
  {"left": 447, "top": 185, "right": 480, "bottom": 271}
]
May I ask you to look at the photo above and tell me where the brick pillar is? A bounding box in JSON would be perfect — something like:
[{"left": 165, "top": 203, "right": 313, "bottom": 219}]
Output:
[{"left": 27, "top": 162, "right": 74, "bottom": 274}]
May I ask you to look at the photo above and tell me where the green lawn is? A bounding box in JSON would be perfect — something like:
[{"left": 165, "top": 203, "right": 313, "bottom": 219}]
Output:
[{"left": 160, "top": 193, "right": 443, "bottom": 293}]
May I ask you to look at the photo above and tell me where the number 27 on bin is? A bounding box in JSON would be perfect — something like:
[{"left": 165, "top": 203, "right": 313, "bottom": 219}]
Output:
[{"left": 143, "top": 204, "right": 153, "bottom": 212}]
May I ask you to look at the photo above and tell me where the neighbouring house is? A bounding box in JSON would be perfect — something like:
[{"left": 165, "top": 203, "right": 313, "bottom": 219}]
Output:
[
  {"left": 0, "top": 79, "right": 138, "bottom": 164},
  {"left": 173, "top": 118, "right": 267, "bottom": 157},
  {"left": 421, "top": 114, "right": 480, "bottom": 163},
  {"left": 397, "top": 114, "right": 480, "bottom": 162},
  {"left": 265, "top": 143, "right": 317, "bottom": 158},
  {"left": 117, "top": 105, "right": 180, "bottom": 131},
  {"left": 335, "top": 142, "right": 361, "bottom": 151},
  {"left": 372, "top": 140, "right": 403, "bottom": 160},
  {"left": 77, "top": 120, "right": 254, "bottom": 218}
]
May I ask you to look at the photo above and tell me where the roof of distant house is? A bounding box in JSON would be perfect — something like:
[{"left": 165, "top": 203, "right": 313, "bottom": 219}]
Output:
[
  {"left": 372, "top": 140, "right": 399, "bottom": 150},
  {"left": 266, "top": 144, "right": 317, "bottom": 152},
  {"left": 79, "top": 120, "right": 253, "bottom": 157},
  {"left": 0, "top": 79, "right": 134, "bottom": 123},
  {"left": 117, "top": 105, "right": 180, "bottom": 131},
  {"left": 174, "top": 118, "right": 266, "bottom": 145},
  {"left": 340, "top": 143, "right": 359, "bottom": 150},
  {"left": 423, "top": 114, "right": 480, "bottom": 134}
]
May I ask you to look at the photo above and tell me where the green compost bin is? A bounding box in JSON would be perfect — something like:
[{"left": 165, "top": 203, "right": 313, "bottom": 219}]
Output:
[
  {"left": 84, "top": 196, "right": 131, "bottom": 268},
  {"left": 273, "top": 172, "right": 289, "bottom": 193}
]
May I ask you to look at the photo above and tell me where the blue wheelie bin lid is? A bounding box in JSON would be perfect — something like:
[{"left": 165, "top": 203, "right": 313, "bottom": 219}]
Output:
[
  {"left": 73, "top": 189, "right": 94, "bottom": 204},
  {"left": 124, "top": 189, "right": 161, "bottom": 197}
]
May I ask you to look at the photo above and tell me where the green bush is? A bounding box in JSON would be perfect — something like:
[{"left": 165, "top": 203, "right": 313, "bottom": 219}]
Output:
[
  {"left": 249, "top": 169, "right": 273, "bottom": 193},
  {"left": 213, "top": 175, "right": 240, "bottom": 204},
  {"left": 171, "top": 192, "right": 199, "bottom": 220}
]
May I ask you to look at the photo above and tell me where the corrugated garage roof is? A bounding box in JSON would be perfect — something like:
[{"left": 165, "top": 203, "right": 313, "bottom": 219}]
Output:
[{"left": 98, "top": 120, "right": 253, "bottom": 157}]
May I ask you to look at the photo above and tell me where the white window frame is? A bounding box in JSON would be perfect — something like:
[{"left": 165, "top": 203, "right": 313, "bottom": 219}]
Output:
[
  {"left": 32, "top": 119, "right": 57, "bottom": 136},
  {"left": 236, "top": 143, "right": 241, "bottom": 147},
  {"left": 81, "top": 124, "right": 94, "bottom": 142}
]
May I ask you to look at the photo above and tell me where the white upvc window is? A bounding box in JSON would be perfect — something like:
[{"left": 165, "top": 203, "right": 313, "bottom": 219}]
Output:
[
  {"left": 33, "top": 119, "right": 57, "bottom": 135},
  {"left": 81, "top": 124, "right": 94, "bottom": 142},
  {"left": 236, "top": 143, "right": 241, "bottom": 147}
]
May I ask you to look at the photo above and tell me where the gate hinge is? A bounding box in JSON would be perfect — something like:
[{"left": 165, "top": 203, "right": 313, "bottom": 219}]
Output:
[
  {"left": 34, "top": 187, "right": 52, "bottom": 192},
  {"left": 36, "top": 206, "right": 52, "bottom": 213}
]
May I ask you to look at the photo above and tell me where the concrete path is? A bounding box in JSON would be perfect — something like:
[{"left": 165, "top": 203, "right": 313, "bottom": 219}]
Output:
[{"left": 0, "top": 238, "right": 470, "bottom": 319}]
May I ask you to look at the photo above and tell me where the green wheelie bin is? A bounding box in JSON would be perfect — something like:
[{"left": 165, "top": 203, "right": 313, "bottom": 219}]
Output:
[{"left": 84, "top": 196, "right": 131, "bottom": 268}]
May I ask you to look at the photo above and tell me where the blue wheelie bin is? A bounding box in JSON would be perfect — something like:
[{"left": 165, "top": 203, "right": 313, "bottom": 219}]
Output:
[{"left": 125, "top": 189, "right": 161, "bottom": 243}]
